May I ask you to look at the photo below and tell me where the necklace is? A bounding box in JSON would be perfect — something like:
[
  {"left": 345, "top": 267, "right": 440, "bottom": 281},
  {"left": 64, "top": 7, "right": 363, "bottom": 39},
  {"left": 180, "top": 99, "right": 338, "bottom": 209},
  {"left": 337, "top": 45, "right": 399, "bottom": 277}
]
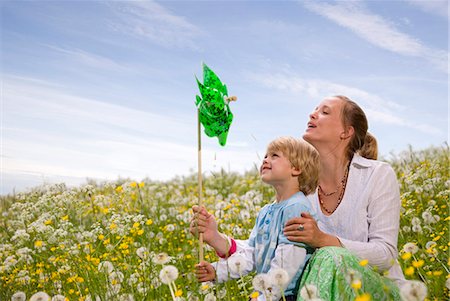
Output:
[{"left": 319, "top": 162, "right": 350, "bottom": 214}]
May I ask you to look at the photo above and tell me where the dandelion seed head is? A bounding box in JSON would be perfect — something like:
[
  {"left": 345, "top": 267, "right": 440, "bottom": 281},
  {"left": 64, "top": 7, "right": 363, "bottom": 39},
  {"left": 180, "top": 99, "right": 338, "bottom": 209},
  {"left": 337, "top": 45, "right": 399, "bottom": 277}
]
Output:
[
  {"left": 29, "top": 292, "right": 50, "bottom": 301},
  {"left": 11, "top": 291, "right": 26, "bottom": 301},
  {"left": 400, "top": 280, "right": 427, "bottom": 301},
  {"left": 98, "top": 261, "right": 114, "bottom": 274},
  {"left": 252, "top": 273, "right": 270, "bottom": 292},
  {"left": 136, "top": 247, "right": 149, "bottom": 260},
  {"left": 51, "top": 295, "right": 65, "bottom": 301},
  {"left": 228, "top": 254, "right": 246, "bottom": 274},
  {"left": 268, "top": 268, "right": 289, "bottom": 289},
  {"left": 403, "top": 243, "right": 419, "bottom": 254},
  {"left": 300, "top": 284, "right": 318, "bottom": 300},
  {"left": 159, "top": 265, "right": 179, "bottom": 284},
  {"left": 204, "top": 293, "right": 216, "bottom": 301},
  {"left": 153, "top": 252, "right": 171, "bottom": 265}
]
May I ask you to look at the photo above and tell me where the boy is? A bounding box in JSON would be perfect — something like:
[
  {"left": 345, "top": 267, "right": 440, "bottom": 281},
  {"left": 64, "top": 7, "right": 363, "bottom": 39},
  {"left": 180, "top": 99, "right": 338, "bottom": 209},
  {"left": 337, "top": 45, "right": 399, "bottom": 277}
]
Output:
[{"left": 191, "top": 137, "right": 319, "bottom": 301}]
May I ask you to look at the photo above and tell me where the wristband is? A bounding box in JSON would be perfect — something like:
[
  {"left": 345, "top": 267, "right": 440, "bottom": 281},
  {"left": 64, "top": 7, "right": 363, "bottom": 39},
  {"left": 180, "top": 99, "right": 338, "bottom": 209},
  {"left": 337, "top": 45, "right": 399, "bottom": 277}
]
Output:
[{"left": 216, "top": 236, "right": 237, "bottom": 258}]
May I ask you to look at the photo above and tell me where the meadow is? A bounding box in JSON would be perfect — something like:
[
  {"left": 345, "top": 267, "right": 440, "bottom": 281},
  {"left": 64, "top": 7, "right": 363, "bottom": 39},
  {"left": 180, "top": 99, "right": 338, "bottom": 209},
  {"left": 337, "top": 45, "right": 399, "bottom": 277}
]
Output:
[{"left": 1, "top": 145, "right": 448, "bottom": 301}]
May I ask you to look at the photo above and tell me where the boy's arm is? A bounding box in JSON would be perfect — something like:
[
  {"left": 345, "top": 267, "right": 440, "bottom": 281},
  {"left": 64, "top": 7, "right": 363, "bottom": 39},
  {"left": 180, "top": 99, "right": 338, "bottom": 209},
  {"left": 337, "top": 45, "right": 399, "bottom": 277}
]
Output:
[
  {"left": 212, "top": 242, "right": 255, "bottom": 282},
  {"left": 268, "top": 244, "right": 307, "bottom": 300}
]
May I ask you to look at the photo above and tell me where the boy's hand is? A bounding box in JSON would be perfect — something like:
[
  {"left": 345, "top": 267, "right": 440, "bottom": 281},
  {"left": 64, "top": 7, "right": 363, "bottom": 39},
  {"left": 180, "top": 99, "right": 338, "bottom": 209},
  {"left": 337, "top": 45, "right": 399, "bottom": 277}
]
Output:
[
  {"left": 195, "top": 261, "right": 216, "bottom": 282},
  {"left": 189, "top": 205, "right": 219, "bottom": 245}
]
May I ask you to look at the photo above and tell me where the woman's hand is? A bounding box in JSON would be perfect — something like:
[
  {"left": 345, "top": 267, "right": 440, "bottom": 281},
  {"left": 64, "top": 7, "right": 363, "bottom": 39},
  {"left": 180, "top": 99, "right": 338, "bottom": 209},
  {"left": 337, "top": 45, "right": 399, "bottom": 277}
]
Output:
[
  {"left": 195, "top": 261, "right": 216, "bottom": 282},
  {"left": 284, "top": 212, "right": 340, "bottom": 248}
]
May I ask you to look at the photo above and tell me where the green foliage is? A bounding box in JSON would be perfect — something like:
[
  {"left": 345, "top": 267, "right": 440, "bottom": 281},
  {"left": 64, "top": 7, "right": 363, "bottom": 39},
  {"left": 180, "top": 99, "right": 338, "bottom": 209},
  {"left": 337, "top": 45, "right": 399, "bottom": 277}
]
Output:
[{"left": 0, "top": 146, "right": 448, "bottom": 300}]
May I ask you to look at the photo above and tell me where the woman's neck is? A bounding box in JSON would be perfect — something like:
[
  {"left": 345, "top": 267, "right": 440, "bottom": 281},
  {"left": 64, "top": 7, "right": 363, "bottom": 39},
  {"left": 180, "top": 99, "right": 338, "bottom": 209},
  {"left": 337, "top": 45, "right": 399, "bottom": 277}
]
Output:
[{"left": 318, "top": 150, "right": 350, "bottom": 187}]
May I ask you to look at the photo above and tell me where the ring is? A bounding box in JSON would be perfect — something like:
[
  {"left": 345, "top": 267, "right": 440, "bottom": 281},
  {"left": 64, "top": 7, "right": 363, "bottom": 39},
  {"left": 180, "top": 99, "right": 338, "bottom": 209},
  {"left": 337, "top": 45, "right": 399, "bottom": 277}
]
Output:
[{"left": 297, "top": 224, "right": 304, "bottom": 231}]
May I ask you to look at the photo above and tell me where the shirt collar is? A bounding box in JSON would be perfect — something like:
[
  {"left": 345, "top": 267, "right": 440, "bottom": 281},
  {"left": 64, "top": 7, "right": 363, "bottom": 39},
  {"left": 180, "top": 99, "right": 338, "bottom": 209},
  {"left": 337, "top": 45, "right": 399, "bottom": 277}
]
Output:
[{"left": 351, "top": 153, "right": 372, "bottom": 168}]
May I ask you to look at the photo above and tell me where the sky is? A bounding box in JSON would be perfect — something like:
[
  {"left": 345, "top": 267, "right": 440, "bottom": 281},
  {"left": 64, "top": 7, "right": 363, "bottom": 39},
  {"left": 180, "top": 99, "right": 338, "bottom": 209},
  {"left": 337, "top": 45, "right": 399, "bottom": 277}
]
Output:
[{"left": 1, "top": 0, "right": 448, "bottom": 195}]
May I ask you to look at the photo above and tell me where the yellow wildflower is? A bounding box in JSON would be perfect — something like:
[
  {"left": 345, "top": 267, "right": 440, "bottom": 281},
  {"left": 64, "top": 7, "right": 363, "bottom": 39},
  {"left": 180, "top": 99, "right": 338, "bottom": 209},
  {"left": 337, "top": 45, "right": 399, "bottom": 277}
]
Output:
[
  {"left": 35, "top": 240, "right": 43, "bottom": 248},
  {"left": 412, "top": 260, "right": 424, "bottom": 268},
  {"left": 139, "top": 182, "right": 145, "bottom": 188},
  {"left": 405, "top": 266, "right": 415, "bottom": 276},
  {"left": 359, "top": 259, "right": 369, "bottom": 267},
  {"left": 44, "top": 219, "right": 52, "bottom": 225},
  {"left": 401, "top": 252, "right": 412, "bottom": 260},
  {"left": 355, "top": 293, "right": 371, "bottom": 301},
  {"left": 352, "top": 279, "right": 362, "bottom": 290},
  {"left": 146, "top": 219, "right": 153, "bottom": 225},
  {"left": 62, "top": 215, "right": 69, "bottom": 221},
  {"left": 130, "top": 182, "right": 137, "bottom": 188},
  {"left": 175, "top": 290, "right": 183, "bottom": 297},
  {"left": 250, "top": 291, "right": 260, "bottom": 299}
]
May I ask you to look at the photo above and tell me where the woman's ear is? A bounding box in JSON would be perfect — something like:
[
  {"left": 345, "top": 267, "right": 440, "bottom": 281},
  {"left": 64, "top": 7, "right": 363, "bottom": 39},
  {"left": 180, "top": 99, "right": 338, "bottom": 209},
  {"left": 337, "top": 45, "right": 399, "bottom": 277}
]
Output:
[{"left": 341, "top": 126, "right": 355, "bottom": 140}]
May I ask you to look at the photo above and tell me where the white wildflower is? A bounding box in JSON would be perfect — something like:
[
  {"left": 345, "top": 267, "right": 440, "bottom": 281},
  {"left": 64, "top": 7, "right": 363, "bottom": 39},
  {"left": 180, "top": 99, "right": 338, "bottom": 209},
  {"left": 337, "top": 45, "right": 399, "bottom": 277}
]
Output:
[
  {"left": 300, "top": 284, "right": 319, "bottom": 300},
  {"left": 136, "top": 247, "right": 149, "bottom": 260},
  {"left": 252, "top": 273, "right": 271, "bottom": 293},
  {"left": 159, "top": 265, "right": 179, "bottom": 284},
  {"left": 11, "top": 291, "right": 26, "bottom": 301},
  {"left": 269, "top": 268, "right": 289, "bottom": 290},
  {"left": 51, "top": 295, "right": 65, "bottom": 301},
  {"left": 109, "top": 271, "right": 124, "bottom": 284},
  {"left": 403, "top": 243, "right": 419, "bottom": 254},
  {"left": 411, "top": 224, "right": 422, "bottom": 233},
  {"left": 400, "top": 280, "right": 427, "bottom": 301},
  {"left": 153, "top": 252, "right": 171, "bottom": 265},
  {"left": 98, "top": 261, "right": 114, "bottom": 274},
  {"left": 204, "top": 293, "right": 216, "bottom": 301},
  {"left": 119, "top": 294, "right": 134, "bottom": 301},
  {"left": 228, "top": 254, "right": 246, "bottom": 275},
  {"left": 166, "top": 224, "right": 175, "bottom": 232},
  {"left": 411, "top": 217, "right": 421, "bottom": 226},
  {"left": 29, "top": 292, "right": 51, "bottom": 301},
  {"left": 425, "top": 241, "right": 437, "bottom": 250}
]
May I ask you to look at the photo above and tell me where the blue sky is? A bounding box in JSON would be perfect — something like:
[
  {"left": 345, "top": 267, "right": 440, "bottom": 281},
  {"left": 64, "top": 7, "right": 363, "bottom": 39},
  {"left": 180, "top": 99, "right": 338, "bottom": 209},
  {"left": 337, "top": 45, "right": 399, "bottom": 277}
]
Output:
[{"left": 1, "top": 0, "right": 448, "bottom": 194}]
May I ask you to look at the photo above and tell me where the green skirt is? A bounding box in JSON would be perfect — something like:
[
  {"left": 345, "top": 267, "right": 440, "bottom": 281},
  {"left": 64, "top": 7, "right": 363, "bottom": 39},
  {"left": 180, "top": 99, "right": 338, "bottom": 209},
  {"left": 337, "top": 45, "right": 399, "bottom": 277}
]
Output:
[{"left": 296, "top": 247, "right": 401, "bottom": 301}]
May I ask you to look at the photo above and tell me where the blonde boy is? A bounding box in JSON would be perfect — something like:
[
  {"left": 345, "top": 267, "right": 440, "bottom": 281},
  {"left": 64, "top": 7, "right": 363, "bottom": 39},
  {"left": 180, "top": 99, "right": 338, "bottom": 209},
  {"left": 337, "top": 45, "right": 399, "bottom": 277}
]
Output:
[{"left": 191, "top": 137, "right": 320, "bottom": 301}]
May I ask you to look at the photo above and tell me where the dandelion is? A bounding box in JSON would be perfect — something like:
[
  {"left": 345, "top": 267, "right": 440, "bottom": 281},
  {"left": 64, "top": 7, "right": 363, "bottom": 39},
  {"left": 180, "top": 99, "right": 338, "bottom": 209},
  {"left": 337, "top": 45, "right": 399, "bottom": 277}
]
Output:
[
  {"left": 98, "top": 261, "right": 114, "bottom": 274},
  {"left": 252, "top": 273, "right": 270, "bottom": 292},
  {"left": 153, "top": 252, "right": 171, "bottom": 265},
  {"left": 351, "top": 279, "right": 362, "bottom": 290},
  {"left": 355, "top": 293, "right": 371, "bottom": 301},
  {"left": 159, "top": 265, "right": 179, "bottom": 284},
  {"left": 204, "top": 293, "right": 216, "bottom": 301},
  {"left": 403, "top": 243, "right": 419, "bottom": 254},
  {"left": 359, "top": 259, "right": 369, "bottom": 267},
  {"left": 400, "top": 280, "right": 427, "bottom": 301},
  {"left": 166, "top": 224, "right": 175, "bottom": 232},
  {"left": 269, "top": 267, "right": 289, "bottom": 290},
  {"left": 299, "top": 284, "right": 319, "bottom": 300},
  {"left": 29, "top": 292, "right": 51, "bottom": 301},
  {"left": 136, "top": 246, "right": 149, "bottom": 260},
  {"left": 228, "top": 254, "right": 246, "bottom": 275},
  {"left": 11, "top": 291, "right": 26, "bottom": 301},
  {"left": 51, "top": 295, "right": 65, "bottom": 301},
  {"left": 445, "top": 278, "right": 450, "bottom": 290}
]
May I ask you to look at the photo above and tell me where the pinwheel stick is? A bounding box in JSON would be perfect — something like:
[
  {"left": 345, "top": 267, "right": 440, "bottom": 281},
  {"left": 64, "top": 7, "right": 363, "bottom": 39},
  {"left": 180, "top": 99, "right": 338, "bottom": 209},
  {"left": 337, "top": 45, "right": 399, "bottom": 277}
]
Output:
[{"left": 197, "top": 109, "right": 204, "bottom": 262}]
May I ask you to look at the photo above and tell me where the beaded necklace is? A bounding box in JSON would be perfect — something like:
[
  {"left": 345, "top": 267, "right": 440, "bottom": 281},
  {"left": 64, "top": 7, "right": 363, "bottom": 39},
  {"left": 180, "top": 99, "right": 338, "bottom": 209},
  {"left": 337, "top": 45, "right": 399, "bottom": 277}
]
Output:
[{"left": 318, "top": 162, "right": 350, "bottom": 214}]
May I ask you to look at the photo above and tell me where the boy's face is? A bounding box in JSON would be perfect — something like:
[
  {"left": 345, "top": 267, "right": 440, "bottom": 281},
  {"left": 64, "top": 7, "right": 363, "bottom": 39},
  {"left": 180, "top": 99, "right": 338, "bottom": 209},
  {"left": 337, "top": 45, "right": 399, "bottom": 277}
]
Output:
[{"left": 260, "top": 149, "right": 297, "bottom": 185}]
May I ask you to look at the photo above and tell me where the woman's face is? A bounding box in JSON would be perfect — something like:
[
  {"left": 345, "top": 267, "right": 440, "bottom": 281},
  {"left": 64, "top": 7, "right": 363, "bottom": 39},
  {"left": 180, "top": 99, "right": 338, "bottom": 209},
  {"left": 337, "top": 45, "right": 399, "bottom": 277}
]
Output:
[{"left": 303, "top": 97, "right": 346, "bottom": 145}]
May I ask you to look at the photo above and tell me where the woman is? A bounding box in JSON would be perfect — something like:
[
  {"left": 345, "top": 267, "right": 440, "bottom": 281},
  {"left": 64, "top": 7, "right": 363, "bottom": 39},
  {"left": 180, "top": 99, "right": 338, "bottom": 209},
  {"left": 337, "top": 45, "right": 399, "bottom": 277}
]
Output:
[
  {"left": 191, "top": 95, "right": 406, "bottom": 300},
  {"left": 283, "top": 95, "right": 405, "bottom": 300}
]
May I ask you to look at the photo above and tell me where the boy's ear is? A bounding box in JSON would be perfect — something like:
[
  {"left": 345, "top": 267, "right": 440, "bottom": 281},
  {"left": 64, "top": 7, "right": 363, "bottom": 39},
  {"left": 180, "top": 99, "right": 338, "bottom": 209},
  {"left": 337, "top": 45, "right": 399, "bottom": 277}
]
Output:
[{"left": 292, "top": 166, "right": 301, "bottom": 176}]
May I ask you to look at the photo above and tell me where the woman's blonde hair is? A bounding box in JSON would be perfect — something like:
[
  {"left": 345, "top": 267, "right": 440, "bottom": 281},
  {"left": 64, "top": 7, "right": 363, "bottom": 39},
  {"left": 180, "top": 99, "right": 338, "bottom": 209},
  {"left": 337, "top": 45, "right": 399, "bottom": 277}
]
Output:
[
  {"left": 334, "top": 95, "right": 378, "bottom": 160},
  {"left": 266, "top": 136, "right": 320, "bottom": 195}
]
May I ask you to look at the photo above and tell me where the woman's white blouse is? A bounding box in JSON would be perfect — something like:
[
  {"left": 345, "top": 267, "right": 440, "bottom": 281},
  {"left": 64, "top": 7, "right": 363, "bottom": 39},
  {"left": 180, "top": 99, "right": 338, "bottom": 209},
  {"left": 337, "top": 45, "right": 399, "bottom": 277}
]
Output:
[{"left": 309, "top": 154, "right": 406, "bottom": 283}]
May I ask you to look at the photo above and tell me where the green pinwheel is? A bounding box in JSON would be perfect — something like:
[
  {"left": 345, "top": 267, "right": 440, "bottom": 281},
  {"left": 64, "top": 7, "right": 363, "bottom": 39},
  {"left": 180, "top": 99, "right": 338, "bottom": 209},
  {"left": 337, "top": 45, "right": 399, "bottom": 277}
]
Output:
[{"left": 195, "top": 63, "right": 236, "bottom": 146}]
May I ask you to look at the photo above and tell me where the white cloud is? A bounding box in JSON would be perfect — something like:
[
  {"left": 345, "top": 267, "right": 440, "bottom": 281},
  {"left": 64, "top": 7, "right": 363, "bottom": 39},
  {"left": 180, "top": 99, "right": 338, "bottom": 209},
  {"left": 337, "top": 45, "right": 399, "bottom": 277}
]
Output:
[
  {"left": 246, "top": 70, "right": 442, "bottom": 136},
  {"left": 45, "top": 45, "right": 132, "bottom": 72},
  {"left": 2, "top": 75, "right": 259, "bottom": 193},
  {"left": 302, "top": 1, "right": 448, "bottom": 73},
  {"left": 106, "top": 0, "right": 204, "bottom": 50}
]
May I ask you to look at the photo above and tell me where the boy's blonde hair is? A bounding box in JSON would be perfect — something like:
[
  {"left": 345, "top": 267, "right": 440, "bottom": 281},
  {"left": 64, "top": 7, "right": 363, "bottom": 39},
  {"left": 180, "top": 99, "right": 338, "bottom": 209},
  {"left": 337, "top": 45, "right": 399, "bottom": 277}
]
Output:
[{"left": 267, "top": 136, "right": 320, "bottom": 195}]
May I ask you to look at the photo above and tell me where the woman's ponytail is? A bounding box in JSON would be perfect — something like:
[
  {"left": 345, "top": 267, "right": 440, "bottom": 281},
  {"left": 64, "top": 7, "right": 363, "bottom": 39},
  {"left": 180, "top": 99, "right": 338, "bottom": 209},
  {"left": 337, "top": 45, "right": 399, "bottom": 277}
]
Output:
[{"left": 358, "top": 132, "right": 378, "bottom": 160}]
